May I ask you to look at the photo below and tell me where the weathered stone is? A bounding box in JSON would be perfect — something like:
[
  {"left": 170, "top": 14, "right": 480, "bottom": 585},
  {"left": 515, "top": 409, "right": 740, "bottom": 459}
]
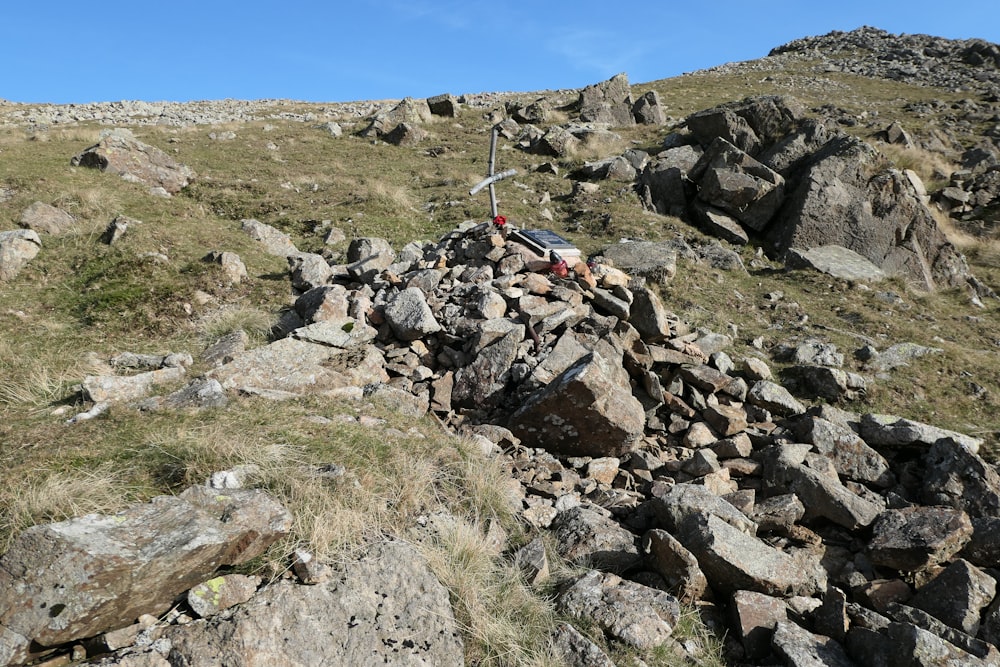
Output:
[
  {"left": 909, "top": 559, "right": 996, "bottom": 635},
  {"left": 867, "top": 342, "right": 943, "bottom": 373},
  {"left": 347, "top": 236, "right": 396, "bottom": 281},
  {"left": 294, "top": 284, "right": 350, "bottom": 324},
  {"left": 751, "top": 493, "right": 805, "bottom": 532},
  {"left": 510, "top": 352, "right": 645, "bottom": 457},
  {"left": 202, "top": 250, "right": 247, "bottom": 286},
  {"left": 165, "top": 540, "right": 463, "bottom": 666},
  {"left": 768, "top": 134, "right": 972, "bottom": 291},
  {"left": 83, "top": 366, "right": 186, "bottom": 404},
  {"left": 187, "top": 574, "right": 261, "bottom": 619},
  {"left": 961, "top": 517, "right": 1000, "bottom": 568},
  {"left": 771, "top": 621, "right": 855, "bottom": 667},
  {"left": 632, "top": 90, "right": 665, "bottom": 125},
  {"left": 532, "top": 125, "right": 580, "bottom": 157},
  {"left": 0, "top": 229, "right": 42, "bottom": 281},
  {"left": 922, "top": 438, "right": 1000, "bottom": 517},
  {"left": 202, "top": 330, "right": 249, "bottom": 367},
  {"left": 291, "top": 317, "right": 377, "bottom": 349},
  {"left": 641, "top": 144, "right": 702, "bottom": 216},
  {"left": 384, "top": 121, "right": 427, "bottom": 146},
  {"left": 677, "top": 513, "right": 826, "bottom": 597},
  {"left": 71, "top": 130, "right": 196, "bottom": 194},
  {"left": 287, "top": 252, "right": 333, "bottom": 291},
  {"left": 361, "top": 97, "right": 432, "bottom": 138},
  {"left": 514, "top": 537, "right": 549, "bottom": 586},
  {"left": 383, "top": 287, "right": 442, "bottom": 340},
  {"left": 551, "top": 505, "right": 641, "bottom": 572},
  {"left": 557, "top": 570, "right": 680, "bottom": 650},
  {"left": 703, "top": 400, "right": 748, "bottom": 437},
  {"left": 578, "top": 73, "right": 634, "bottom": 126},
  {"left": 785, "top": 245, "right": 887, "bottom": 282},
  {"left": 649, "top": 482, "right": 757, "bottom": 535},
  {"left": 869, "top": 506, "right": 973, "bottom": 572},
  {"left": 886, "top": 620, "right": 992, "bottom": 666},
  {"left": 241, "top": 218, "right": 299, "bottom": 257},
  {"left": 426, "top": 93, "right": 459, "bottom": 117},
  {"left": 642, "top": 529, "right": 708, "bottom": 603},
  {"left": 793, "top": 416, "right": 893, "bottom": 487},
  {"left": 691, "top": 137, "right": 785, "bottom": 230},
  {"left": 691, "top": 202, "right": 750, "bottom": 245},
  {"left": 550, "top": 621, "right": 616, "bottom": 667},
  {"left": 363, "top": 383, "right": 428, "bottom": 417},
  {"left": 18, "top": 201, "right": 75, "bottom": 235},
  {"left": 598, "top": 241, "right": 677, "bottom": 283},
  {"left": 0, "top": 486, "right": 290, "bottom": 665},
  {"left": 763, "top": 446, "right": 881, "bottom": 530},
  {"left": 452, "top": 321, "right": 523, "bottom": 408},
  {"left": 731, "top": 590, "right": 788, "bottom": 660},
  {"left": 747, "top": 380, "right": 807, "bottom": 416},
  {"left": 860, "top": 413, "right": 983, "bottom": 454}
]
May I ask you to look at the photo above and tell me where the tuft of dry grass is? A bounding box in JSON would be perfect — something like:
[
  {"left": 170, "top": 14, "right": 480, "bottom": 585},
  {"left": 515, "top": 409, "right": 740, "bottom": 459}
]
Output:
[{"left": 0, "top": 466, "right": 137, "bottom": 553}]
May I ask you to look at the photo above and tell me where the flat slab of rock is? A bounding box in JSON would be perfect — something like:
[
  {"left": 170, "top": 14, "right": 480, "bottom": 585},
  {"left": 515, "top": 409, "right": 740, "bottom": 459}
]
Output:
[
  {"left": 166, "top": 540, "right": 463, "bottom": 666},
  {"left": 557, "top": 569, "right": 680, "bottom": 650},
  {"left": 786, "top": 245, "right": 886, "bottom": 282},
  {"left": 0, "top": 486, "right": 290, "bottom": 665},
  {"left": 18, "top": 201, "right": 75, "bottom": 235},
  {"left": 598, "top": 241, "right": 678, "bottom": 282},
  {"left": 869, "top": 506, "right": 972, "bottom": 571}
]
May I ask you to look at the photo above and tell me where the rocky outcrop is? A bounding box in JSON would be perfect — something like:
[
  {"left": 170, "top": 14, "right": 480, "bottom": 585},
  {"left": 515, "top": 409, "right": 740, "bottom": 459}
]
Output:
[
  {"left": 637, "top": 95, "right": 980, "bottom": 294},
  {"left": 0, "top": 486, "right": 290, "bottom": 665},
  {"left": 70, "top": 129, "right": 196, "bottom": 195}
]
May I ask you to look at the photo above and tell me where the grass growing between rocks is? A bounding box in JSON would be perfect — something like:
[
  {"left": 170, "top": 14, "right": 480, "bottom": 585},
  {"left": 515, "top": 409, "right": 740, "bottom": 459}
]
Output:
[{"left": 2, "top": 55, "right": 1000, "bottom": 664}]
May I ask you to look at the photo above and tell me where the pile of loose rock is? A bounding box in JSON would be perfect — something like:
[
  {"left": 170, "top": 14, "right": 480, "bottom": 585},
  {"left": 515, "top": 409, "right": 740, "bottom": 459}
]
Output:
[{"left": 38, "top": 203, "right": 998, "bottom": 664}]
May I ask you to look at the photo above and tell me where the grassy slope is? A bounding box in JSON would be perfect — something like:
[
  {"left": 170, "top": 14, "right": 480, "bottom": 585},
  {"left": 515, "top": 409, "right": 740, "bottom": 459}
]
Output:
[{"left": 0, "top": 51, "right": 998, "bottom": 665}]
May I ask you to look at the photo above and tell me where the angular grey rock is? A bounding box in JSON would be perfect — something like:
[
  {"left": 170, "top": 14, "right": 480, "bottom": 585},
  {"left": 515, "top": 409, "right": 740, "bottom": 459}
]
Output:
[
  {"left": 867, "top": 342, "right": 943, "bottom": 373},
  {"left": 768, "top": 135, "right": 972, "bottom": 291},
  {"left": 165, "top": 540, "right": 463, "bottom": 667},
  {"left": 632, "top": 90, "right": 665, "bottom": 125},
  {"left": 202, "top": 250, "right": 247, "bottom": 286},
  {"left": 771, "top": 621, "right": 855, "bottom": 667},
  {"left": 677, "top": 513, "right": 826, "bottom": 597},
  {"left": 186, "top": 574, "right": 261, "bottom": 619},
  {"left": 18, "top": 201, "right": 75, "bottom": 235},
  {"left": 598, "top": 241, "right": 677, "bottom": 283},
  {"left": 789, "top": 365, "right": 867, "bottom": 402},
  {"left": 731, "top": 590, "right": 788, "bottom": 660},
  {"left": 691, "top": 202, "right": 750, "bottom": 245},
  {"left": 886, "top": 621, "right": 992, "bottom": 667},
  {"left": 0, "top": 229, "right": 42, "bottom": 281},
  {"left": 384, "top": 121, "right": 427, "bottom": 146},
  {"left": 0, "top": 486, "right": 290, "bottom": 665},
  {"left": 383, "top": 287, "right": 442, "bottom": 340},
  {"left": 288, "top": 252, "right": 334, "bottom": 291},
  {"left": 763, "top": 446, "right": 881, "bottom": 530},
  {"left": 83, "top": 366, "right": 186, "bottom": 404},
  {"left": 363, "top": 383, "right": 428, "bottom": 417},
  {"left": 860, "top": 413, "right": 983, "bottom": 454},
  {"left": 531, "top": 125, "right": 580, "bottom": 157},
  {"left": 157, "top": 377, "right": 229, "bottom": 410},
  {"left": 578, "top": 72, "right": 634, "bottom": 126},
  {"left": 208, "top": 338, "right": 352, "bottom": 392},
  {"left": 453, "top": 321, "right": 524, "bottom": 408},
  {"left": 869, "top": 506, "right": 973, "bottom": 572},
  {"left": 793, "top": 416, "right": 893, "bottom": 487},
  {"left": 747, "top": 380, "right": 806, "bottom": 416},
  {"left": 71, "top": 130, "right": 196, "bottom": 194},
  {"left": 347, "top": 236, "right": 396, "bottom": 280},
  {"left": 961, "top": 517, "right": 1000, "bottom": 568},
  {"left": 910, "top": 559, "right": 996, "bottom": 636},
  {"left": 241, "top": 218, "right": 299, "bottom": 257},
  {"left": 557, "top": 569, "right": 680, "bottom": 650},
  {"left": 551, "top": 505, "right": 641, "bottom": 573},
  {"left": 650, "top": 482, "right": 757, "bottom": 535},
  {"left": 642, "top": 529, "right": 709, "bottom": 603},
  {"left": 551, "top": 621, "right": 616, "bottom": 667},
  {"left": 691, "top": 137, "right": 785, "bottom": 230},
  {"left": 294, "top": 284, "right": 350, "bottom": 324},
  {"left": 202, "top": 330, "right": 249, "bottom": 367},
  {"left": 885, "top": 603, "right": 997, "bottom": 661},
  {"left": 751, "top": 493, "right": 805, "bottom": 532},
  {"left": 922, "top": 438, "right": 1000, "bottom": 517},
  {"left": 785, "top": 245, "right": 887, "bottom": 282},
  {"left": 509, "top": 352, "right": 645, "bottom": 457},
  {"left": 426, "top": 93, "right": 459, "bottom": 117},
  {"left": 361, "top": 97, "right": 432, "bottom": 138},
  {"left": 514, "top": 537, "right": 549, "bottom": 586},
  {"left": 641, "top": 144, "right": 702, "bottom": 216}
]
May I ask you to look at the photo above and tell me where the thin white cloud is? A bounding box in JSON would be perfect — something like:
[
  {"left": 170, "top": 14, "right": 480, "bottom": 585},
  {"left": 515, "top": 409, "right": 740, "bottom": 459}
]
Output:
[{"left": 545, "top": 26, "right": 652, "bottom": 80}]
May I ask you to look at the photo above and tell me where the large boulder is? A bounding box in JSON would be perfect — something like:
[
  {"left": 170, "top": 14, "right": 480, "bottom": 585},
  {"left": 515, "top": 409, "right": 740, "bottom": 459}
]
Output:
[
  {"left": 690, "top": 137, "right": 786, "bottom": 231},
  {"left": 0, "top": 486, "right": 291, "bottom": 665},
  {"left": 71, "top": 130, "right": 195, "bottom": 194},
  {"left": 767, "top": 135, "right": 972, "bottom": 291},
  {"left": 578, "top": 73, "right": 635, "bottom": 126},
  {"left": 509, "top": 352, "right": 646, "bottom": 457},
  {"left": 165, "top": 540, "right": 463, "bottom": 666}
]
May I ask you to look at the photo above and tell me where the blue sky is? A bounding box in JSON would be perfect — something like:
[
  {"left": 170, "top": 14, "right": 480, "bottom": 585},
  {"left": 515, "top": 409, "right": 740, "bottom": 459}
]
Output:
[{"left": 5, "top": 1, "right": 1000, "bottom": 104}]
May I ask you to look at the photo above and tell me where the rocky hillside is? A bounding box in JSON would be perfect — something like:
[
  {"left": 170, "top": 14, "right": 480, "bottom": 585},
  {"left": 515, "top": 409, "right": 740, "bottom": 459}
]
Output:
[{"left": 1, "top": 26, "right": 1000, "bottom": 667}]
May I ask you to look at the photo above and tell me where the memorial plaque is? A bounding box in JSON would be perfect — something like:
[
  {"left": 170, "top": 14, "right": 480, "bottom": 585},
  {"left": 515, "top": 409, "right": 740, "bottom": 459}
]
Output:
[{"left": 511, "top": 229, "right": 581, "bottom": 257}]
